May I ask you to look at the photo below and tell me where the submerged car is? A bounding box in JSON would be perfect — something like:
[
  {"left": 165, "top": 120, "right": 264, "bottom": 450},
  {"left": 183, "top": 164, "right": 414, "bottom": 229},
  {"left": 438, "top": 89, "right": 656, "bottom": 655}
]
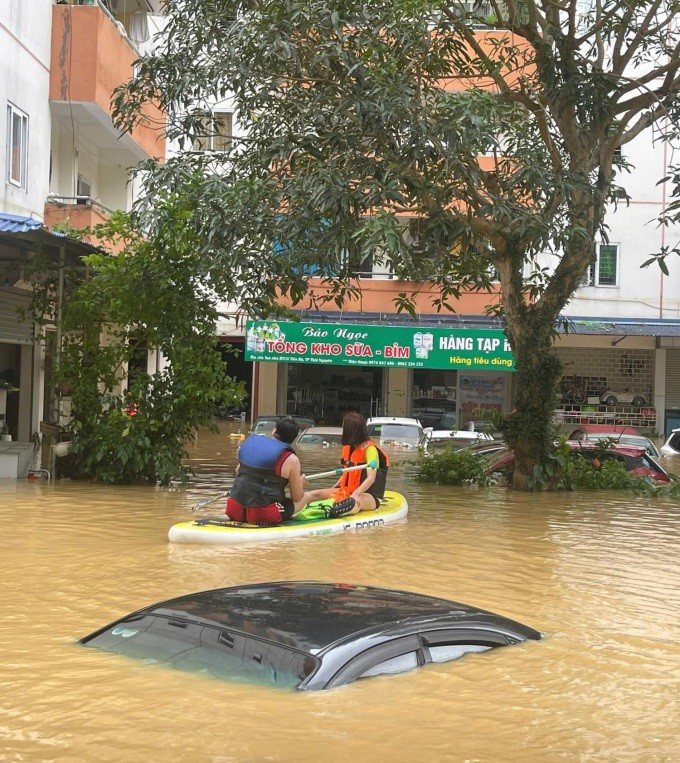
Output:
[
  {"left": 251, "top": 414, "right": 316, "bottom": 435},
  {"left": 566, "top": 424, "right": 661, "bottom": 457},
  {"left": 367, "top": 417, "right": 424, "bottom": 444},
  {"left": 295, "top": 426, "right": 343, "bottom": 446},
  {"left": 661, "top": 428, "right": 680, "bottom": 456},
  {"left": 486, "top": 442, "right": 670, "bottom": 483},
  {"left": 79, "top": 582, "right": 541, "bottom": 691},
  {"left": 419, "top": 429, "right": 495, "bottom": 451}
]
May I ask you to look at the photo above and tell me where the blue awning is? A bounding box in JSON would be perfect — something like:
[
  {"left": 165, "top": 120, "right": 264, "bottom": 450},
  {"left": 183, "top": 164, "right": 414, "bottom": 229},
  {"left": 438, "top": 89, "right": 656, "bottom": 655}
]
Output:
[
  {"left": 0, "top": 212, "right": 99, "bottom": 254},
  {"left": 0, "top": 212, "right": 43, "bottom": 234}
]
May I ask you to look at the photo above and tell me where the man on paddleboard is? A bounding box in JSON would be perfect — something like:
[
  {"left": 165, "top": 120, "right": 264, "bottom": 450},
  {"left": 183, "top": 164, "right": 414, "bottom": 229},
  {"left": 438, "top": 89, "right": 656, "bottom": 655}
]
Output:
[{"left": 226, "top": 417, "right": 307, "bottom": 524}]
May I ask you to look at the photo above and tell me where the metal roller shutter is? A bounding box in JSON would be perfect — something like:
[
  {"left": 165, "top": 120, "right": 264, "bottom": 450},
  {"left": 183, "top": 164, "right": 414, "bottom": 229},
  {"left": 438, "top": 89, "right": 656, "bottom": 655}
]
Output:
[
  {"left": 666, "top": 349, "right": 680, "bottom": 408},
  {"left": 0, "top": 288, "right": 33, "bottom": 344}
]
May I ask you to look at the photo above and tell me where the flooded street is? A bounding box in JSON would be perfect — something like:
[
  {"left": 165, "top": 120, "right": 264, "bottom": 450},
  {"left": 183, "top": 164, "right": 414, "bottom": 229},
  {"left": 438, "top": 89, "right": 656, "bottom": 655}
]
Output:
[{"left": 1, "top": 423, "right": 679, "bottom": 762}]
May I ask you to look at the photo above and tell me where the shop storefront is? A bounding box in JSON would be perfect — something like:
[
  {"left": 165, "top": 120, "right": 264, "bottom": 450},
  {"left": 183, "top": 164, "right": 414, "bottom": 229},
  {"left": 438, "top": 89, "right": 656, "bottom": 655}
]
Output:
[{"left": 246, "top": 319, "right": 516, "bottom": 425}]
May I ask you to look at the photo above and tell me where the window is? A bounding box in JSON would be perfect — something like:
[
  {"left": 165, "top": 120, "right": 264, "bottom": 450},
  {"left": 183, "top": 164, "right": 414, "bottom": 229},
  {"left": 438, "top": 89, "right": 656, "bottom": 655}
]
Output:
[
  {"left": 6, "top": 103, "right": 28, "bottom": 189},
  {"left": 582, "top": 243, "right": 619, "bottom": 287},
  {"left": 83, "top": 618, "right": 315, "bottom": 688},
  {"left": 192, "top": 111, "right": 233, "bottom": 152},
  {"left": 359, "top": 651, "right": 419, "bottom": 679},
  {"left": 428, "top": 643, "right": 491, "bottom": 663},
  {"left": 76, "top": 174, "right": 92, "bottom": 204}
]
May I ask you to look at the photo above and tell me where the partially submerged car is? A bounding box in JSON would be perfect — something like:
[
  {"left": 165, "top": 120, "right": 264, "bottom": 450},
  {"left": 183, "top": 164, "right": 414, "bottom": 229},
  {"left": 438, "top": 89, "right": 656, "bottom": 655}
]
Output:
[
  {"left": 295, "top": 426, "right": 343, "bottom": 446},
  {"left": 367, "top": 417, "right": 424, "bottom": 444},
  {"left": 485, "top": 442, "right": 670, "bottom": 483},
  {"left": 419, "top": 429, "right": 495, "bottom": 451},
  {"left": 79, "top": 582, "right": 541, "bottom": 691},
  {"left": 661, "top": 428, "right": 680, "bottom": 456},
  {"left": 252, "top": 415, "right": 316, "bottom": 435},
  {"left": 566, "top": 424, "right": 660, "bottom": 457}
]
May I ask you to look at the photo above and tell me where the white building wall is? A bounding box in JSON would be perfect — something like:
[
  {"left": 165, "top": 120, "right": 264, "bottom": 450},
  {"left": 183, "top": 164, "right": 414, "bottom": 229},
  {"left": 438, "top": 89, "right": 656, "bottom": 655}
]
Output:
[
  {"left": 0, "top": 0, "right": 52, "bottom": 220},
  {"left": 563, "top": 127, "right": 680, "bottom": 320}
]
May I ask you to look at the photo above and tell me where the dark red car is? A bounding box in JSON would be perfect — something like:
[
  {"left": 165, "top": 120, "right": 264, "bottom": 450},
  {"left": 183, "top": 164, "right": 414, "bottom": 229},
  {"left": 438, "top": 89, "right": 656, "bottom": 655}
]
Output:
[{"left": 486, "top": 441, "right": 670, "bottom": 483}]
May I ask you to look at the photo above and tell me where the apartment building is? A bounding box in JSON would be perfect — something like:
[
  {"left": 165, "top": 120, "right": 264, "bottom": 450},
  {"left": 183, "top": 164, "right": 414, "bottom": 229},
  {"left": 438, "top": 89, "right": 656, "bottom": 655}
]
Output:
[
  {"left": 244, "top": 69, "right": 680, "bottom": 435},
  {"left": 0, "top": 0, "right": 164, "bottom": 476}
]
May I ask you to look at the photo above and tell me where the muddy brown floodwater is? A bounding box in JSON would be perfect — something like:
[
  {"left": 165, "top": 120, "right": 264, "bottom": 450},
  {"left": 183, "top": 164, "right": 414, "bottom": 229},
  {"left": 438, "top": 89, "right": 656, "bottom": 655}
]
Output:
[{"left": 1, "top": 422, "right": 679, "bottom": 762}]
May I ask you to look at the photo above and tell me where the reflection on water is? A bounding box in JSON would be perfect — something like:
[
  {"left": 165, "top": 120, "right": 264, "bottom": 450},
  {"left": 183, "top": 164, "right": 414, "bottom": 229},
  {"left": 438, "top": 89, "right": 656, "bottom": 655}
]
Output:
[{"left": 1, "top": 422, "right": 679, "bottom": 761}]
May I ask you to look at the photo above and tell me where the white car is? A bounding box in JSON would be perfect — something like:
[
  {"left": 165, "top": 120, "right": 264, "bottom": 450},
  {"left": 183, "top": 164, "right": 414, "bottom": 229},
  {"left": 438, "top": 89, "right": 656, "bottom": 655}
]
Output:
[
  {"left": 420, "top": 429, "right": 494, "bottom": 450},
  {"left": 660, "top": 428, "right": 680, "bottom": 456},
  {"left": 366, "top": 417, "right": 424, "bottom": 443}
]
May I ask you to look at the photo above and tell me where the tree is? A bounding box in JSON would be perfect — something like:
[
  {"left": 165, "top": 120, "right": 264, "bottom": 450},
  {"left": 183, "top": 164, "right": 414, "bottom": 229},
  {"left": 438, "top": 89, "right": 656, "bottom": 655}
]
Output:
[
  {"left": 114, "top": 0, "right": 680, "bottom": 487},
  {"left": 32, "top": 207, "right": 245, "bottom": 485}
]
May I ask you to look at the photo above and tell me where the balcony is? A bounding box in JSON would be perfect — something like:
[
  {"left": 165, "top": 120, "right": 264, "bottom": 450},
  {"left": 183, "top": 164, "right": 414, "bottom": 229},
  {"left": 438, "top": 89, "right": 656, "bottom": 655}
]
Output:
[
  {"left": 44, "top": 197, "right": 127, "bottom": 252},
  {"left": 50, "top": 3, "right": 165, "bottom": 163}
]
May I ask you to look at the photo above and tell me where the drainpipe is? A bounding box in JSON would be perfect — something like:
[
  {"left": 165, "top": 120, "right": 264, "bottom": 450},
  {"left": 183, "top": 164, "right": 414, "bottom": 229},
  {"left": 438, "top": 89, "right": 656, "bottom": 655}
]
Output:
[
  {"left": 660, "top": 118, "right": 668, "bottom": 319},
  {"left": 50, "top": 246, "right": 66, "bottom": 478},
  {"left": 251, "top": 362, "right": 260, "bottom": 425}
]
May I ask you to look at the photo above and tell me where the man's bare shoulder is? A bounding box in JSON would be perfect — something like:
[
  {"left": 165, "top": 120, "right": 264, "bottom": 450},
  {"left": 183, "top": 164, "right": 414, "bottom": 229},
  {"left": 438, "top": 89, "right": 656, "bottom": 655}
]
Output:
[{"left": 281, "top": 452, "right": 301, "bottom": 476}]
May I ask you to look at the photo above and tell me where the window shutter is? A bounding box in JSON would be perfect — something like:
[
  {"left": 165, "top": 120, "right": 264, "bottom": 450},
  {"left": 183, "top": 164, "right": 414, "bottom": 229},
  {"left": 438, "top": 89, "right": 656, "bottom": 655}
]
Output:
[
  {"left": 598, "top": 245, "right": 618, "bottom": 285},
  {"left": 666, "top": 349, "right": 680, "bottom": 409}
]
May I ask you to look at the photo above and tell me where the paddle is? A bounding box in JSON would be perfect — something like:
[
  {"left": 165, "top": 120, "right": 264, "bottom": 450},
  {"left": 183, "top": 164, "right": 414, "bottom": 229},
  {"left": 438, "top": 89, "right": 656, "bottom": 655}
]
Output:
[
  {"left": 189, "top": 460, "right": 377, "bottom": 511},
  {"left": 305, "top": 460, "right": 378, "bottom": 481},
  {"left": 190, "top": 491, "right": 230, "bottom": 511}
]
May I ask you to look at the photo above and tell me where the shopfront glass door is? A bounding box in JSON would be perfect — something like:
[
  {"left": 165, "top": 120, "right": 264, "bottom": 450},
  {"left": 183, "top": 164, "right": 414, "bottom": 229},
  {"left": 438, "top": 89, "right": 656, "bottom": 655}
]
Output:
[{"left": 287, "top": 365, "right": 384, "bottom": 424}]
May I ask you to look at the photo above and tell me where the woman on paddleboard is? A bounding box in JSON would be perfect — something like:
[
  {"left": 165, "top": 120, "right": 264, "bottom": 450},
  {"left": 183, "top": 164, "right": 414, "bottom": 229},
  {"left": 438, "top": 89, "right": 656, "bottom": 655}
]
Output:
[{"left": 302, "top": 412, "right": 389, "bottom": 515}]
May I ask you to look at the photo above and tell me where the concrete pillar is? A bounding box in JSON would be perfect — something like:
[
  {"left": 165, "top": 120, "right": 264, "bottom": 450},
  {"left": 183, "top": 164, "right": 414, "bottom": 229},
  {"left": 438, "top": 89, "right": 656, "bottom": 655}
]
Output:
[
  {"left": 385, "top": 367, "right": 410, "bottom": 417},
  {"left": 253, "top": 362, "right": 279, "bottom": 419},
  {"left": 654, "top": 348, "right": 666, "bottom": 436},
  {"left": 17, "top": 344, "right": 33, "bottom": 441},
  {"left": 32, "top": 334, "right": 45, "bottom": 439}
]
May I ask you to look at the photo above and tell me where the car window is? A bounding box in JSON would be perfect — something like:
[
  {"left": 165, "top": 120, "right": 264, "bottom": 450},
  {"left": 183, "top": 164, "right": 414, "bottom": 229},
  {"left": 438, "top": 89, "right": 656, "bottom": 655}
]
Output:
[
  {"left": 298, "top": 433, "right": 342, "bottom": 445},
  {"left": 440, "top": 413, "right": 457, "bottom": 428},
  {"left": 326, "top": 635, "right": 422, "bottom": 688},
  {"left": 670, "top": 433, "right": 680, "bottom": 451},
  {"left": 428, "top": 644, "right": 492, "bottom": 663},
  {"left": 368, "top": 424, "right": 421, "bottom": 440},
  {"left": 83, "top": 617, "right": 316, "bottom": 689},
  {"left": 359, "top": 651, "right": 419, "bottom": 679},
  {"left": 253, "top": 418, "right": 278, "bottom": 433}
]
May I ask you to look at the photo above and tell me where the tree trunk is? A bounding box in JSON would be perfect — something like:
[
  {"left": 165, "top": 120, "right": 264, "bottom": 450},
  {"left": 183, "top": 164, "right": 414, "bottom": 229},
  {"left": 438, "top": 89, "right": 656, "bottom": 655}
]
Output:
[{"left": 505, "top": 331, "right": 562, "bottom": 489}]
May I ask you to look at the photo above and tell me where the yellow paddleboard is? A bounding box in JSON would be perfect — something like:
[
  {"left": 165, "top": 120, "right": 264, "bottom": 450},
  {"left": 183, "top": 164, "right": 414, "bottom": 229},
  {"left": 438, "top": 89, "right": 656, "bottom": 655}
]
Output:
[{"left": 169, "top": 491, "right": 408, "bottom": 545}]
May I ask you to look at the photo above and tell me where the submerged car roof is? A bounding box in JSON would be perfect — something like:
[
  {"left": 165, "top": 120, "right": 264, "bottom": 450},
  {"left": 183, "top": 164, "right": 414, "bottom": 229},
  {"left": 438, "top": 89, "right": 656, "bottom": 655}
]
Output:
[
  {"left": 569, "top": 424, "right": 640, "bottom": 435},
  {"left": 367, "top": 417, "right": 422, "bottom": 427},
  {"left": 129, "top": 582, "right": 504, "bottom": 653},
  {"left": 565, "top": 440, "right": 648, "bottom": 458}
]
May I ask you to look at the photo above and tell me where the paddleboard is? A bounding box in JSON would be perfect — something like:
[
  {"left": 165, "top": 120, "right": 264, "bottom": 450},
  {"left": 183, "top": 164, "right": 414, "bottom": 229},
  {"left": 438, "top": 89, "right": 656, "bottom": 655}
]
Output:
[{"left": 169, "top": 490, "right": 408, "bottom": 545}]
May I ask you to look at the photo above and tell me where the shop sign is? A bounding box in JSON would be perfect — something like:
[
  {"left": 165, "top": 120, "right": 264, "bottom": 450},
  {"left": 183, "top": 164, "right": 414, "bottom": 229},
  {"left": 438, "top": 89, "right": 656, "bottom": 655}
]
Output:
[
  {"left": 459, "top": 374, "right": 508, "bottom": 421},
  {"left": 245, "top": 320, "right": 515, "bottom": 371}
]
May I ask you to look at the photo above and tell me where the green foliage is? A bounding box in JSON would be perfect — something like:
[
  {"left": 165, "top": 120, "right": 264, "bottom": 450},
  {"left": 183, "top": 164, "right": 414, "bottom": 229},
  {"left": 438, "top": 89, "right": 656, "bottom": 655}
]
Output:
[
  {"left": 415, "top": 447, "right": 492, "bottom": 487},
  {"left": 50, "top": 204, "right": 246, "bottom": 485},
  {"left": 110, "top": 0, "right": 680, "bottom": 485}
]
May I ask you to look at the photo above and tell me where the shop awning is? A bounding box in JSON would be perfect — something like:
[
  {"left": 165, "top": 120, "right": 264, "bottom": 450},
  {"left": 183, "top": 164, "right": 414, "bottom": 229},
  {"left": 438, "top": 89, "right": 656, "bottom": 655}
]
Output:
[
  {"left": 291, "top": 310, "right": 680, "bottom": 338},
  {"left": 558, "top": 316, "right": 680, "bottom": 338},
  {"left": 0, "top": 213, "right": 99, "bottom": 256}
]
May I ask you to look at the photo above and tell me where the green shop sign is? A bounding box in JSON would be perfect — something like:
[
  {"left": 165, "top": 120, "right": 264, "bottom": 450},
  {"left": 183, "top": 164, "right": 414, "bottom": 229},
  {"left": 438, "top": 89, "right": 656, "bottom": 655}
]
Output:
[{"left": 245, "top": 320, "right": 515, "bottom": 371}]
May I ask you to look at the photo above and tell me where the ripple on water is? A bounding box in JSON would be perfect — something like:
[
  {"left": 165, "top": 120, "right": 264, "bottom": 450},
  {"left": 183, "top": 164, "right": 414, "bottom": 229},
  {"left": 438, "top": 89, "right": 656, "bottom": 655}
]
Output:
[{"left": 0, "top": 423, "right": 678, "bottom": 761}]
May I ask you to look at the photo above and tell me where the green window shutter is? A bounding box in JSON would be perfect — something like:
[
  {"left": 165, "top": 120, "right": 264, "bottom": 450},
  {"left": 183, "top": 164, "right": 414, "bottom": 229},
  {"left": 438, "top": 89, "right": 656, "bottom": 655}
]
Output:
[{"left": 598, "top": 245, "right": 618, "bottom": 285}]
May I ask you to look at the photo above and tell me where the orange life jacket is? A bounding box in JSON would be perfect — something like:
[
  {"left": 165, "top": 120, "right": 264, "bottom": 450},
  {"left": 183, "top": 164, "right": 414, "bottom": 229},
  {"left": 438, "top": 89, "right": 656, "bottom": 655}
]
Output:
[{"left": 332, "top": 440, "right": 389, "bottom": 500}]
